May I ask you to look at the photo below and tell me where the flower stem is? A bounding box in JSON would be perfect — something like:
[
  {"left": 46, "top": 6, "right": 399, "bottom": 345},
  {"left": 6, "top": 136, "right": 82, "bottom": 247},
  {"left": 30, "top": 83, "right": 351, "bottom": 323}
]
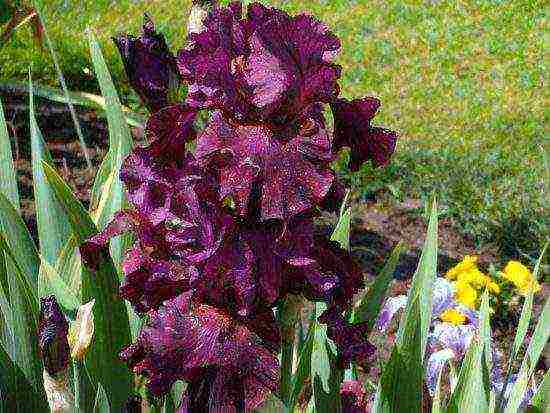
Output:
[
  {"left": 73, "top": 361, "right": 81, "bottom": 412},
  {"left": 279, "top": 295, "right": 302, "bottom": 405}
]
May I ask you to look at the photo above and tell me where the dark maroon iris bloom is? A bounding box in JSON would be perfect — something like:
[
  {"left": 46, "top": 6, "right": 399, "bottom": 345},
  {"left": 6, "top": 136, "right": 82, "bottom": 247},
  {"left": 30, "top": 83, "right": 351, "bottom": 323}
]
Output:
[
  {"left": 142, "top": 104, "right": 197, "bottom": 162},
  {"left": 196, "top": 110, "right": 334, "bottom": 222},
  {"left": 196, "top": 216, "right": 317, "bottom": 316},
  {"left": 113, "top": 14, "right": 179, "bottom": 113},
  {"left": 81, "top": 193, "right": 233, "bottom": 313},
  {"left": 331, "top": 97, "right": 398, "bottom": 171},
  {"left": 38, "top": 295, "right": 70, "bottom": 376},
  {"left": 103, "top": 0, "right": 398, "bottom": 407},
  {"left": 341, "top": 380, "right": 368, "bottom": 413},
  {"left": 320, "top": 307, "right": 376, "bottom": 369},
  {"left": 178, "top": 2, "right": 341, "bottom": 127},
  {"left": 120, "top": 293, "right": 278, "bottom": 410}
]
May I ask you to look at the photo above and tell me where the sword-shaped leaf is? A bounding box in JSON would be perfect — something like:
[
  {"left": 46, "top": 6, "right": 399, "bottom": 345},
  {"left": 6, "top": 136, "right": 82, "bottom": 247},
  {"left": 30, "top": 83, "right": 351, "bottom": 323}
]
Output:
[
  {"left": 0, "top": 98, "right": 18, "bottom": 209},
  {"left": 29, "top": 75, "right": 71, "bottom": 271},
  {"left": 42, "top": 162, "right": 132, "bottom": 411},
  {"left": 88, "top": 32, "right": 133, "bottom": 271}
]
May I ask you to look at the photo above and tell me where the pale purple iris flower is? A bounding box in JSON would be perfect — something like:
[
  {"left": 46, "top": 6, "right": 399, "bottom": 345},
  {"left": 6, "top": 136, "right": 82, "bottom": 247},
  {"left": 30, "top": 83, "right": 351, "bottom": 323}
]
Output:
[
  {"left": 377, "top": 277, "right": 537, "bottom": 406},
  {"left": 425, "top": 323, "right": 476, "bottom": 393},
  {"left": 375, "top": 277, "right": 480, "bottom": 395},
  {"left": 374, "top": 277, "right": 462, "bottom": 332}
]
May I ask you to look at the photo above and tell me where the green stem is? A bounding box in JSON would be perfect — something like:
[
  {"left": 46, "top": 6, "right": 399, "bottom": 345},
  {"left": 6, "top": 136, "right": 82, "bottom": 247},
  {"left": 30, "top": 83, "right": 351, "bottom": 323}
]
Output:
[
  {"left": 279, "top": 295, "right": 302, "bottom": 405},
  {"left": 73, "top": 361, "right": 81, "bottom": 413},
  {"left": 151, "top": 398, "right": 163, "bottom": 413}
]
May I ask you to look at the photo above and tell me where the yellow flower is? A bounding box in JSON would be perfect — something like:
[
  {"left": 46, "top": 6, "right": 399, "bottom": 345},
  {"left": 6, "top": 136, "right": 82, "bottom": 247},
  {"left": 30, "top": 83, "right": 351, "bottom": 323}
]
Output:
[
  {"left": 456, "top": 268, "right": 488, "bottom": 289},
  {"left": 445, "top": 255, "right": 478, "bottom": 280},
  {"left": 454, "top": 279, "right": 478, "bottom": 309},
  {"left": 486, "top": 279, "right": 500, "bottom": 294},
  {"left": 501, "top": 261, "right": 540, "bottom": 296},
  {"left": 439, "top": 308, "right": 467, "bottom": 325},
  {"left": 471, "top": 272, "right": 501, "bottom": 294}
]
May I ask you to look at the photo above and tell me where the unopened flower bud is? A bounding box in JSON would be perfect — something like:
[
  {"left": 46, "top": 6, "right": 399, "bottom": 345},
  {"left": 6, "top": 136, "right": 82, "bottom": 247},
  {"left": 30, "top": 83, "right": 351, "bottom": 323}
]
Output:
[
  {"left": 38, "top": 295, "right": 70, "bottom": 376},
  {"left": 68, "top": 300, "right": 95, "bottom": 361},
  {"left": 188, "top": 0, "right": 217, "bottom": 35}
]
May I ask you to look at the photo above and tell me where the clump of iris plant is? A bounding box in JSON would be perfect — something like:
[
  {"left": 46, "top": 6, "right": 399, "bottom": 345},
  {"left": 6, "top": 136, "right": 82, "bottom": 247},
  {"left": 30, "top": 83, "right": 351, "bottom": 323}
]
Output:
[
  {"left": 375, "top": 276, "right": 538, "bottom": 408},
  {"left": 80, "top": 1, "right": 397, "bottom": 410}
]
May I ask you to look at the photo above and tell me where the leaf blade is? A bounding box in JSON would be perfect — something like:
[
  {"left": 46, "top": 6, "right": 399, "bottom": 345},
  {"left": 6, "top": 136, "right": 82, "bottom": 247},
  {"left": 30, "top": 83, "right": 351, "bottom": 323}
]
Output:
[
  {"left": 29, "top": 74, "right": 71, "bottom": 269},
  {"left": 42, "top": 162, "right": 132, "bottom": 411},
  {"left": 0, "top": 233, "right": 41, "bottom": 394},
  {"left": 447, "top": 291, "right": 491, "bottom": 413},
  {"left": 93, "top": 382, "right": 111, "bottom": 413},
  {"left": 0, "top": 192, "right": 40, "bottom": 290},
  {"left": 396, "top": 197, "right": 438, "bottom": 355},
  {"left": 87, "top": 32, "right": 133, "bottom": 272},
  {"left": 0, "top": 341, "right": 48, "bottom": 411},
  {"left": 39, "top": 258, "right": 79, "bottom": 312},
  {"left": 330, "top": 191, "right": 351, "bottom": 251},
  {"left": 374, "top": 199, "right": 439, "bottom": 413},
  {"left": 512, "top": 242, "right": 547, "bottom": 361},
  {"left": 504, "top": 294, "right": 550, "bottom": 413},
  {"left": 353, "top": 241, "right": 403, "bottom": 333},
  {"left": 0, "top": 97, "right": 19, "bottom": 209}
]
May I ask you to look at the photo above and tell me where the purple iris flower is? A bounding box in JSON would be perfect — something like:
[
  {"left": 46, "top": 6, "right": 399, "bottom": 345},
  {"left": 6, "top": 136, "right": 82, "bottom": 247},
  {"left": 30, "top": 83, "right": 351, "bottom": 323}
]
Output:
[{"left": 89, "top": 1, "right": 400, "bottom": 406}]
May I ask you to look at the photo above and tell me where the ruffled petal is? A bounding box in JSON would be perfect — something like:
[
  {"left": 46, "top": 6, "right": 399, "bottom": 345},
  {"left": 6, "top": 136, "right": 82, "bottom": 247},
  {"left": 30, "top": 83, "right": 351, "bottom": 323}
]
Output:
[
  {"left": 178, "top": 2, "right": 341, "bottom": 126},
  {"left": 430, "top": 322, "right": 475, "bottom": 357},
  {"left": 246, "top": 4, "right": 341, "bottom": 124},
  {"left": 425, "top": 348, "right": 456, "bottom": 395},
  {"left": 373, "top": 295, "right": 407, "bottom": 333},
  {"left": 177, "top": 3, "right": 251, "bottom": 117},
  {"left": 318, "top": 307, "right": 375, "bottom": 369},
  {"left": 331, "top": 97, "right": 398, "bottom": 171},
  {"left": 143, "top": 104, "right": 197, "bottom": 162},
  {"left": 196, "top": 216, "right": 314, "bottom": 315},
  {"left": 120, "top": 293, "right": 279, "bottom": 410},
  {"left": 199, "top": 231, "right": 256, "bottom": 317},
  {"left": 431, "top": 277, "right": 456, "bottom": 318},
  {"left": 260, "top": 144, "right": 333, "bottom": 222},
  {"left": 82, "top": 152, "right": 233, "bottom": 313},
  {"left": 196, "top": 113, "right": 334, "bottom": 222},
  {"left": 79, "top": 210, "right": 136, "bottom": 270},
  {"left": 120, "top": 249, "right": 195, "bottom": 313},
  {"left": 285, "top": 236, "right": 363, "bottom": 308}
]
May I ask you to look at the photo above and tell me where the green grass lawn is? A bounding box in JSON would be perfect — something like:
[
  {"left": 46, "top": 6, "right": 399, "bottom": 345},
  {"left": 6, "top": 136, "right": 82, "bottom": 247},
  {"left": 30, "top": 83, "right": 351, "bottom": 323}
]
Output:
[{"left": 1, "top": 0, "right": 546, "bottom": 259}]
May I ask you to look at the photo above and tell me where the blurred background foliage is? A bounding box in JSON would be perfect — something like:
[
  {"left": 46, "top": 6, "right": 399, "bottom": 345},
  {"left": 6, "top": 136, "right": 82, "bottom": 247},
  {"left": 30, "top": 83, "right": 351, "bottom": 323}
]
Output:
[{"left": 0, "top": 0, "right": 546, "bottom": 259}]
